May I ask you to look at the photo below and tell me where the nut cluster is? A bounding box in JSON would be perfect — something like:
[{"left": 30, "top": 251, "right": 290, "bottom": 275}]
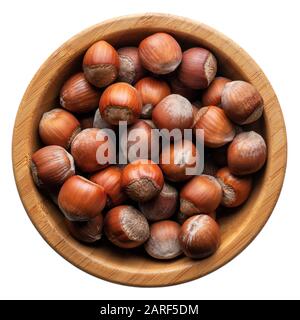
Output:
[{"left": 31, "top": 32, "right": 267, "bottom": 261}]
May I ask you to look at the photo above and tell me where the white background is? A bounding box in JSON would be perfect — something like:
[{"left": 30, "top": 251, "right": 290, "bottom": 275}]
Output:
[{"left": 0, "top": 0, "right": 299, "bottom": 300}]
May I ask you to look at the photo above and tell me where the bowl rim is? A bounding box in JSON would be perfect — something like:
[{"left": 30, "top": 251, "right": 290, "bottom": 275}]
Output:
[{"left": 12, "top": 13, "right": 287, "bottom": 287}]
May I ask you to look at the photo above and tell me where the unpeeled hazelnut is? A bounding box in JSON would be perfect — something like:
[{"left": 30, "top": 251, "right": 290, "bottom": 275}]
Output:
[
  {"left": 178, "top": 47, "right": 217, "bottom": 89},
  {"left": 83, "top": 40, "right": 120, "bottom": 88},
  {"left": 138, "top": 182, "right": 178, "bottom": 221},
  {"left": 221, "top": 80, "right": 264, "bottom": 125},
  {"left": 180, "top": 175, "right": 222, "bottom": 216},
  {"left": 122, "top": 159, "right": 164, "bottom": 202},
  {"left": 39, "top": 108, "right": 80, "bottom": 149},
  {"left": 139, "top": 32, "right": 182, "bottom": 74},
  {"left": 99, "top": 82, "right": 142, "bottom": 125},
  {"left": 193, "top": 106, "right": 235, "bottom": 148},
  {"left": 179, "top": 214, "right": 221, "bottom": 259},
  {"left": 60, "top": 72, "right": 101, "bottom": 113},
  {"left": 145, "top": 220, "right": 182, "bottom": 260},
  {"left": 216, "top": 167, "right": 253, "bottom": 207},
  {"left": 117, "top": 46, "right": 145, "bottom": 84},
  {"left": 152, "top": 94, "right": 194, "bottom": 132},
  {"left": 104, "top": 205, "right": 150, "bottom": 248},
  {"left": 227, "top": 131, "right": 267, "bottom": 175},
  {"left": 31, "top": 145, "right": 75, "bottom": 188},
  {"left": 58, "top": 175, "right": 106, "bottom": 221}
]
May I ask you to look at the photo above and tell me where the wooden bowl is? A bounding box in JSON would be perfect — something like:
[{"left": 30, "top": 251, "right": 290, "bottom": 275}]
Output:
[{"left": 12, "top": 13, "right": 287, "bottom": 287}]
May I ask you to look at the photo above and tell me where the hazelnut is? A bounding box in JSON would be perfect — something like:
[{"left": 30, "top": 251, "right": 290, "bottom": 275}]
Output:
[
  {"left": 159, "top": 140, "right": 197, "bottom": 182},
  {"left": 104, "top": 205, "right": 150, "bottom": 248},
  {"left": 39, "top": 108, "right": 80, "bottom": 149},
  {"left": 83, "top": 40, "right": 120, "bottom": 88},
  {"left": 152, "top": 94, "right": 194, "bottom": 132},
  {"left": 193, "top": 106, "right": 236, "bottom": 148},
  {"left": 31, "top": 145, "right": 75, "bottom": 188},
  {"left": 180, "top": 175, "right": 222, "bottom": 216},
  {"left": 122, "top": 159, "right": 164, "bottom": 202},
  {"left": 138, "top": 182, "right": 178, "bottom": 221},
  {"left": 135, "top": 77, "right": 171, "bottom": 118},
  {"left": 117, "top": 46, "right": 145, "bottom": 84},
  {"left": 221, "top": 80, "right": 264, "bottom": 125},
  {"left": 126, "top": 120, "right": 153, "bottom": 162},
  {"left": 179, "top": 214, "right": 221, "bottom": 259},
  {"left": 60, "top": 72, "right": 101, "bottom": 113},
  {"left": 227, "top": 131, "right": 267, "bottom": 175},
  {"left": 139, "top": 33, "right": 182, "bottom": 74},
  {"left": 178, "top": 47, "right": 217, "bottom": 89},
  {"left": 90, "top": 166, "right": 127, "bottom": 208},
  {"left": 99, "top": 82, "right": 142, "bottom": 125},
  {"left": 58, "top": 175, "right": 106, "bottom": 221},
  {"left": 202, "top": 76, "right": 231, "bottom": 106},
  {"left": 65, "top": 214, "right": 103, "bottom": 243},
  {"left": 71, "top": 128, "right": 115, "bottom": 173},
  {"left": 216, "top": 167, "right": 253, "bottom": 207},
  {"left": 145, "top": 221, "right": 182, "bottom": 260}
]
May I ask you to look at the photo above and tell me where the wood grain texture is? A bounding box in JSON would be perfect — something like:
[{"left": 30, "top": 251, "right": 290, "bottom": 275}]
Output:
[{"left": 12, "top": 13, "right": 287, "bottom": 287}]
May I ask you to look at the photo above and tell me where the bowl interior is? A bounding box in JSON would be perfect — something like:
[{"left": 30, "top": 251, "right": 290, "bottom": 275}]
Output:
[{"left": 13, "top": 14, "right": 286, "bottom": 286}]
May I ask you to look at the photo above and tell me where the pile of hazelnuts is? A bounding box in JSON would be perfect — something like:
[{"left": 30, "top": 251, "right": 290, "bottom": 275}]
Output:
[{"left": 30, "top": 32, "right": 267, "bottom": 260}]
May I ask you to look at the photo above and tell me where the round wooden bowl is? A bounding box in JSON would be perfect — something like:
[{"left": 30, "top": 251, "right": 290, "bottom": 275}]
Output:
[{"left": 12, "top": 13, "right": 287, "bottom": 287}]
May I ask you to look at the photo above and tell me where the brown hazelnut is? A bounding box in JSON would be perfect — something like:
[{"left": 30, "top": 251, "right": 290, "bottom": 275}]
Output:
[
  {"left": 139, "top": 182, "right": 178, "bottom": 221},
  {"left": 99, "top": 82, "right": 142, "bottom": 125},
  {"left": 60, "top": 72, "right": 101, "bottom": 113},
  {"left": 152, "top": 94, "right": 194, "bottom": 132},
  {"left": 65, "top": 214, "right": 103, "bottom": 243},
  {"left": 221, "top": 80, "right": 264, "bottom": 125},
  {"left": 122, "top": 159, "right": 164, "bottom": 202},
  {"left": 159, "top": 140, "right": 197, "bottom": 182},
  {"left": 216, "top": 167, "right": 253, "bottom": 207},
  {"left": 193, "top": 106, "right": 236, "bottom": 148},
  {"left": 117, "top": 46, "right": 145, "bottom": 84},
  {"left": 145, "top": 220, "right": 182, "bottom": 260},
  {"left": 58, "top": 175, "right": 106, "bottom": 221},
  {"left": 135, "top": 77, "right": 171, "bottom": 117},
  {"left": 90, "top": 166, "right": 127, "bottom": 208},
  {"left": 139, "top": 33, "right": 182, "bottom": 74},
  {"left": 180, "top": 175, "right": 222, "bottom": 216},
  {"left": 179, "top": 214, "right": 221, "bottom": 259},
  {"left": 227, "top": 131, "right": 267, "bottom": 175},
  {"left": 31, "top": 145, "right": 75, "bottom": 188},
  {"left": 83, "top": 40, "right": 120, "bottom": 88},
  {"left": 202, "top": 76, "right": 231, "bottom": 106},
  {"left": 39, "top": 108, "right": 80, "bottom": 149},
  {"left": 71, "top": 128, "right": 115, "bottom": 173},
  {"left": 178, "top": 47, "right": 217, "bottom": 89},
  {"left": 126, "top": 120, "right": 153, "bottom": 162},
  {"left": 104, "top": 205, "right": 150, "bottom": 248}
]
